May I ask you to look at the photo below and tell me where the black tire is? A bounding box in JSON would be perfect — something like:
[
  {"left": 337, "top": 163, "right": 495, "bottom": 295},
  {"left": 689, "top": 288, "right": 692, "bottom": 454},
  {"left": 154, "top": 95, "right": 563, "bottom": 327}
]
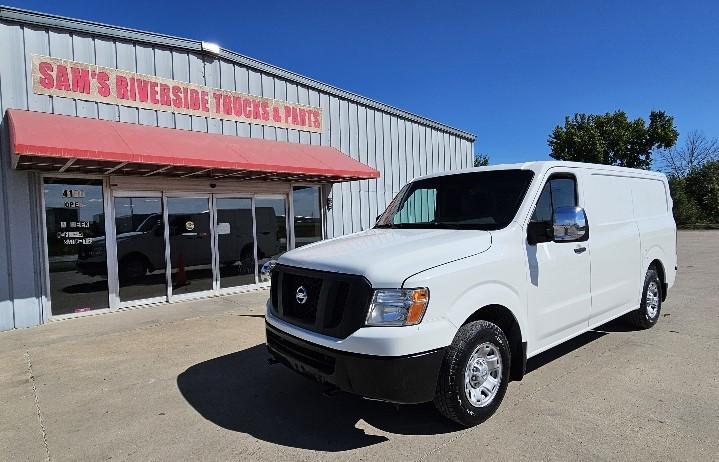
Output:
[
  {"left": 433, "top": 320, "right": 511, "bottom": 427},
  {"left": 626, "top": 267, "right": 662, "bottom": 329},
  {"left": 119, "top": 255, "right": 148, "bottom": 282}
]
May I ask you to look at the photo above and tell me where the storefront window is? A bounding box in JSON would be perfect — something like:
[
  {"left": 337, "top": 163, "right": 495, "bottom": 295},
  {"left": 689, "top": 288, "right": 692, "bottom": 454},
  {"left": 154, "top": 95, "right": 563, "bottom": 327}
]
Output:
[
  {"left": 114, "top": 197, "right": 166, "bottom": 302},
  {"left": 256, "top": 196, "right": 287, "bottom": 281},
  {"left": 43, "top": 178, "right": 108, "bottom": 315},
  {"left": 217, "top": 197, "right": 256, "bottom": 288},
  {"left": 292, "top": 186, "right": 322, "bottom": 248}
]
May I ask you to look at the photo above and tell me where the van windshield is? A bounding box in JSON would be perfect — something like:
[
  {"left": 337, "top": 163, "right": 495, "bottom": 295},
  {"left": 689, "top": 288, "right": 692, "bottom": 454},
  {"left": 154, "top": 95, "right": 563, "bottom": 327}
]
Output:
[{"left": 375, "top": 169, "right": 534, "bottom": 230}]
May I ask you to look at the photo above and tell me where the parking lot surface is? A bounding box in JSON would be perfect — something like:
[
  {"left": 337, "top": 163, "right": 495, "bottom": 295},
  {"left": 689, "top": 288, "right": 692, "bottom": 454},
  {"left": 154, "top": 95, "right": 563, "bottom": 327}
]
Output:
[{"left": 1, "top": 231, "right": 718, "bottom": 461}]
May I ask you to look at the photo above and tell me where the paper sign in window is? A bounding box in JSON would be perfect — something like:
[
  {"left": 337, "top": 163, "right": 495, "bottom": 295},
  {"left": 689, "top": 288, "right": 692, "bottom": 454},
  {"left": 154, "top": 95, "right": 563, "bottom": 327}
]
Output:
[{"left": 217, "top": 222, "right": 231, "bottom": 235}]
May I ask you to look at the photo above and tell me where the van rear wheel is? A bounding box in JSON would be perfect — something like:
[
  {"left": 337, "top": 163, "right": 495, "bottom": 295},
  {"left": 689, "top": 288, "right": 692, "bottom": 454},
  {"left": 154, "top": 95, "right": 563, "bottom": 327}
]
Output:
[
  {"left": 433, "top": 320, "right": 510, "bottom": 427},
  {"left": 626, "top": 267, "right": 662, "bottom": 329}
]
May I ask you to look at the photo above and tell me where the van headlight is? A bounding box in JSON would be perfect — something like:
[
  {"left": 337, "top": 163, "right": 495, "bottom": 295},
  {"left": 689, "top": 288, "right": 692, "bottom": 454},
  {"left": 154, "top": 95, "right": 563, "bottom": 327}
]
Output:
[{"left": 365, "top": 288, "right": 429, "bottom": 326}]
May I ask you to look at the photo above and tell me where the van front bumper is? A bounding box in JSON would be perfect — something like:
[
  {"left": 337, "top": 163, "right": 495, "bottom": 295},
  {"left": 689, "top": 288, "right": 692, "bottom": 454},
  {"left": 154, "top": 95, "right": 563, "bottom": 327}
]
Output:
[{"left": 266, "top": 322, "right": 446, "bottom": 404}]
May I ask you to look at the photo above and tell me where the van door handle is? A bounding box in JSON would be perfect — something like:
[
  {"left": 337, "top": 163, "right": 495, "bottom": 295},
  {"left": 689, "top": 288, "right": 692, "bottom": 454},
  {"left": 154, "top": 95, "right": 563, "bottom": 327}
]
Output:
[{"left": 574, "top": 246, "right": 587, "bottom": 254}]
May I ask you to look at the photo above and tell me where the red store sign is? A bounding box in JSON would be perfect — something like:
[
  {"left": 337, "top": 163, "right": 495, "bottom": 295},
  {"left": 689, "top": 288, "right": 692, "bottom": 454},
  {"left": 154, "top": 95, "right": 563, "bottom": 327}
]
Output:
[{"left": 31, "top": 55, "right": 323, "bottom": 133}]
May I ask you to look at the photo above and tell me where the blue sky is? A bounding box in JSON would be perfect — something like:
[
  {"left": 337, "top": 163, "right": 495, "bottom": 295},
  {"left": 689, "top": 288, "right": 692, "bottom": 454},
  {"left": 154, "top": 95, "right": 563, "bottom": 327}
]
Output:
[{"left": 5, "top": 1, "right": 718, "bottom": 164}]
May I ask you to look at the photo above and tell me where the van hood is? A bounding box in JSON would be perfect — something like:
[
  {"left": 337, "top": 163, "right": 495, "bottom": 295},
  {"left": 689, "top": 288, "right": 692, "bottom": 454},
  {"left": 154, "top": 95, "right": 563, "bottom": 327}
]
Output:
[{"left": 278, "top": 228, "right": 492, "bottom": 287}]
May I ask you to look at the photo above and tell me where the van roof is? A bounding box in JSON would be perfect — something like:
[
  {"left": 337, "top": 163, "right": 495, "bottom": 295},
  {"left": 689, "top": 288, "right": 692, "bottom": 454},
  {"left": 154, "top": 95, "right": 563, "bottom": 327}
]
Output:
[{"left": 414, "top": 161, "right": 667, "bottom": 182}]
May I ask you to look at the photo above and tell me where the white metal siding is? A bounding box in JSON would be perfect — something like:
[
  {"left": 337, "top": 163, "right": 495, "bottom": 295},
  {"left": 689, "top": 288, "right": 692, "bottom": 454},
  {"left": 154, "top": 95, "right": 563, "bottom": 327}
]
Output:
[{"left": 0, "top": 20, "right": 474, "bottom": 329}]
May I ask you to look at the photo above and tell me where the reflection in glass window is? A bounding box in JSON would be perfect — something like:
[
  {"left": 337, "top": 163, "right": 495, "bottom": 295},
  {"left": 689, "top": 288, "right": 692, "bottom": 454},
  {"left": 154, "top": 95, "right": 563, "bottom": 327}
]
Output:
[
  {"left": 377, "top": 170, "right": 534, "bottom": 230},
  {"left": 44, "top": 178, "right": 108, "bottom": 315},
  {"left": 292, "top": 186, "right": 322, "bottom": 248},
  {"left": 217, "top": 197, "right": 256, "bottom": 288},
  {"left": 395, "top": 188, "right": 436, "bottom": 224},
  {"left": 167, "top": 197, "right": 213, "bottom": 295},
  {"left": 114, "top": 197, "right": 166, "bottom": 302},
  {"left": 550, "top": 178, "right": 577, "bottom": 209},
  {"left": 531, "top": 176, "right": 578, "bottom": 223},
  {"left": 256, "top": 197, "right": 287, "bottom": 282},
  {"left": 531, "top": 183, "right": 553, "bottom": 223}
]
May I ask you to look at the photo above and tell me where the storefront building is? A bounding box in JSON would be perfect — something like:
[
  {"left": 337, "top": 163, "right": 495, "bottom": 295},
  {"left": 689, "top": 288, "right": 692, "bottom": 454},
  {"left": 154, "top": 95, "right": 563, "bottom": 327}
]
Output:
[{"left": 0, "top": 6, "right": 475, "bottom": 331}]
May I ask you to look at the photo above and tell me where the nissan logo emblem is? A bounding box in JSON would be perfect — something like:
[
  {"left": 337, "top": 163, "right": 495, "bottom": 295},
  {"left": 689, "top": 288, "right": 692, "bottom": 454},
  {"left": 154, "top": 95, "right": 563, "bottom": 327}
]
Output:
[{"left": 295, "top": 286, "right": 308, "bottom": 305}]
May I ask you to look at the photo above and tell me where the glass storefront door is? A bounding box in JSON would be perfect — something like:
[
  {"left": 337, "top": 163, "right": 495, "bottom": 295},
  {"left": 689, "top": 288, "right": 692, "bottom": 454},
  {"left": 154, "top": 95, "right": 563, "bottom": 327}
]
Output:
[
  {"left": 43, "top": 178, "right": 109, "bottom": 315},
  {"left": 113, "top": 194, "right": 166, "bottom": 303},
  {"left": 167, "top": 196, "right": 214, "bottom": 297}
]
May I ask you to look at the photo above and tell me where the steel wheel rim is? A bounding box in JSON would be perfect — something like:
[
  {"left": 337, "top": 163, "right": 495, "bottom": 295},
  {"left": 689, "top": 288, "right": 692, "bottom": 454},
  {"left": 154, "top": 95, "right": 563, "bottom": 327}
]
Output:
[
  {"left": 646, "top": 281, "right": 660, "bottom": 318},
  {"left": 464, "top": 342, "right": 502, "bottom": 407}
]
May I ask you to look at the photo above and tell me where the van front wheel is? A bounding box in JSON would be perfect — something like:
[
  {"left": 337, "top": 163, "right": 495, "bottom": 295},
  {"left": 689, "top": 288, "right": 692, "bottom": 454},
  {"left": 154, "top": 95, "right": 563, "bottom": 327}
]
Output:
[
  {"left": 433, "top": 320, "right": 510, "bottom": 427},
  {"left": 626, "top": 267, "right": 662, "bottom": 329}
]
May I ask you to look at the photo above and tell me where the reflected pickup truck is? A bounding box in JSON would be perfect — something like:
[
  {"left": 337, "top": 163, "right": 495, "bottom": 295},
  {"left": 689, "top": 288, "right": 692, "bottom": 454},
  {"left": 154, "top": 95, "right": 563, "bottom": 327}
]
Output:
[{"left": 265, "top": 161, "right": 677, "bottom": 426}]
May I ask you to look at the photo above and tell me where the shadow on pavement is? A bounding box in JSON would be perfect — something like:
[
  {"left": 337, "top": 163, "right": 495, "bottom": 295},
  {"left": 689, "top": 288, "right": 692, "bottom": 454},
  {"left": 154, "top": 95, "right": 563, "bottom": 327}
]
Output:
[
  {"left": 177, "top": 345, "right": 460, "bottom": 451},
  {"left": 525, "top": 315, "right": 639, "bottom": 374},
  {"left": 526, "top": 329, "right": 606, "bottom": 374},
  {"left": 178, "top": 317, "right": 633, "bottom": 450},
  {"left": 591, "top": 316, "right": 641, "bottom": 333}
]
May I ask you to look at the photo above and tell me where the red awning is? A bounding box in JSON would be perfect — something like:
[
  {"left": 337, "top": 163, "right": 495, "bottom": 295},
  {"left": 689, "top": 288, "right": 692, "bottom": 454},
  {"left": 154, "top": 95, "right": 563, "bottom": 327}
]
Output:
[{"left": 6, "top": 109, "right": 379, "bottom": 182}]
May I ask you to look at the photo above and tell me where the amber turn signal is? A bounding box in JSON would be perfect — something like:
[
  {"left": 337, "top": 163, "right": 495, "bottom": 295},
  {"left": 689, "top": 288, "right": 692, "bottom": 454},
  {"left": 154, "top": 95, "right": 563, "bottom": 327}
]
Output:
[{"left": 406, "top": 288, "right": 430, "bottom": 325}]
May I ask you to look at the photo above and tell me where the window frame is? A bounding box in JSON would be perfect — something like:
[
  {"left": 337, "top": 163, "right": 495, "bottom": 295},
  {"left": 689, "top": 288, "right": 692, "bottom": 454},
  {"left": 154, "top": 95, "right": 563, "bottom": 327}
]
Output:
[
  {"left": 530, "top": 173, "right": 579, "bottom": 224},
  {"left": 376, "top": 170, "right": 536, "bottom": 231},
  {"left": 527, "top": 172, "right": 588, "bottom": 244}
]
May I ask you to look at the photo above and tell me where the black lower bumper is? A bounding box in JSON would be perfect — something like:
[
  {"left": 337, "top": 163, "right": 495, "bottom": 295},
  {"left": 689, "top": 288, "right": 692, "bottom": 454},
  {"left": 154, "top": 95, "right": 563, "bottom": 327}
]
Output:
[{"left": 265, "top": 322, "right": 446, "bottom": 404}]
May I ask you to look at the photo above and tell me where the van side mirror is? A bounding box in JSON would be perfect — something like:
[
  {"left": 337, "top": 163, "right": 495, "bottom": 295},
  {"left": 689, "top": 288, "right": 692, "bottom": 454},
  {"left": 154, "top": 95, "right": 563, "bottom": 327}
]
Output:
[
  {"left": 552, "top": 206, "right": 588, "bottom": 242},
  {"left": 527, "top": 221, "right": 553, "bottom": 245}
]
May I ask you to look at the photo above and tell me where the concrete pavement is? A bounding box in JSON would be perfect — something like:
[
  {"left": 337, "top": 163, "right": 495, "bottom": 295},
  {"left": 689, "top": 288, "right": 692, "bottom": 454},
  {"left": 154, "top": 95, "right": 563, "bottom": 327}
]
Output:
[{"left": 1, "top": 231, "right": 718, "bottom": 461}]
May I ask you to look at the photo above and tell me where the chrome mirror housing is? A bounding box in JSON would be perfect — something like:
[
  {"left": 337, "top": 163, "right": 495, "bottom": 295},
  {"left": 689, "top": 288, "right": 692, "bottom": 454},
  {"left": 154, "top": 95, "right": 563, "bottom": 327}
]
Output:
[{"left": 552, "top": 206, "right": 588, "bottom": 242}]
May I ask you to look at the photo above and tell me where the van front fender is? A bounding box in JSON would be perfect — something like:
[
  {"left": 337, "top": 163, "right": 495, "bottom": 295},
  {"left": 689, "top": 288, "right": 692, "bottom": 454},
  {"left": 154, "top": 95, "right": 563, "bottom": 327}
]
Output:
[{"left": 444, "top": 281, "right": 527, "bottom": 342}]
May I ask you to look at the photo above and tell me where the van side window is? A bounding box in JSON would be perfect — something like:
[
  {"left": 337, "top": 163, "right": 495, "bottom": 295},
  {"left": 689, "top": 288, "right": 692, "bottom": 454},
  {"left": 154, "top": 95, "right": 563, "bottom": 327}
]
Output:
[
  {"left": 531, "top": 183, "right": 553, "bottom": 222},
  {"left": 531, "top": 176, "right": 577, "bottom": 223}
]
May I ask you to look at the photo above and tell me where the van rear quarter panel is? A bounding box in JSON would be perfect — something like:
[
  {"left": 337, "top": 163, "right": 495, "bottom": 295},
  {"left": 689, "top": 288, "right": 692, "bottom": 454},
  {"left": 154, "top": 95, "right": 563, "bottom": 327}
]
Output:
[
  {"left": 630, "top": 176, "right": 677, "bottom": 288},
  {"left": 584, "top": 170, "right": 676, "bottom": 326}
]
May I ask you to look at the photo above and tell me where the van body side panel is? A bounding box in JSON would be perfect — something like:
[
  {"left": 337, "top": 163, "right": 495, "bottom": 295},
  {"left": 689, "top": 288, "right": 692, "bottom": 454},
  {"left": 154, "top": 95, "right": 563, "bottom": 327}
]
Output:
[
  {"left": 584, "top": 173, "right": 642, "bottom": 324},
  {"left": 630, "top": 177, "right": 677, "bottom": 289}
]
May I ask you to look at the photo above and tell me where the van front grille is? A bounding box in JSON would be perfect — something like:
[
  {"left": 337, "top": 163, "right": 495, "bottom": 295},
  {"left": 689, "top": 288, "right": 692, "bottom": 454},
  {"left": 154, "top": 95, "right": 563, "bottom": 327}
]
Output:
[
  {"left": 281, "top": 273, "right": 323, "bottom": 323},
  {"left": 269, "top": 264, "right": 372, "bottom": 339}
]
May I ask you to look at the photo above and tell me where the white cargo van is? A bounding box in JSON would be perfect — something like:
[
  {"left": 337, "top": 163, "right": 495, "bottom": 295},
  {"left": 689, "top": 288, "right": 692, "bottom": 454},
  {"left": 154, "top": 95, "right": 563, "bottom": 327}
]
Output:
[{"left": 265, "top": 161, "right": 677, "bottom": 426}]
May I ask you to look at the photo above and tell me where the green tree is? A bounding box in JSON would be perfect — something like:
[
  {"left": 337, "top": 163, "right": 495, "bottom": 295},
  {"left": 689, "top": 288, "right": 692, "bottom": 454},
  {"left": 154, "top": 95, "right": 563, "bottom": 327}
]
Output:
[
  {"left": 474, "top": 153, "right": 489, "bottom": 167},
  {"left": 668, "top": 176, "right": 701, "bottom": 225},
  {"left": 684, "top": 160, "right": 719, "bottom": 223},
  {"left": 659, "top": 131, "right": 719, "bottom": 177},
  {"left": 548, "top": 110, "right": 678, "bottom": 169}
]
